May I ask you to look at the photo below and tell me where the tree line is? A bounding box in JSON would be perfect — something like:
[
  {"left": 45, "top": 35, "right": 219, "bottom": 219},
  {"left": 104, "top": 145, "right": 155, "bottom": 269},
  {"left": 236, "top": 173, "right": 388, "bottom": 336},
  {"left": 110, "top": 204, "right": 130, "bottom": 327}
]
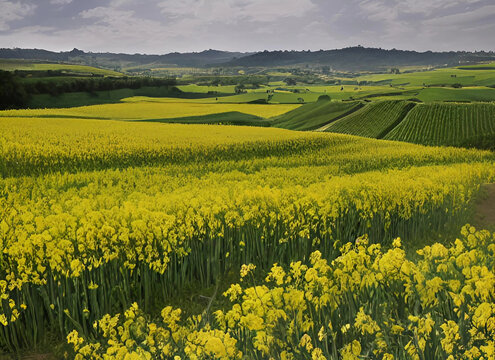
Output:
[{"left": 0, "top": 70, "right": 176, "bottom": 109}]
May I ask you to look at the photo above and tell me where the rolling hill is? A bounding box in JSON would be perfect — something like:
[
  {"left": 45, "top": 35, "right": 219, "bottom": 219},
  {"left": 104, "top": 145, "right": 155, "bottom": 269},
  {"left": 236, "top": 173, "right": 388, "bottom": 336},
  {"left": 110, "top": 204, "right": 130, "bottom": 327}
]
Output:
[
  {"left": 2, "top": 47, "right": 495, "bottom": 71},
  {"left": 225, "top": 47, "right": 495, "bottom": 70},
  {"left": 0, "top": 48, "right": 251, "bottom": 69}
]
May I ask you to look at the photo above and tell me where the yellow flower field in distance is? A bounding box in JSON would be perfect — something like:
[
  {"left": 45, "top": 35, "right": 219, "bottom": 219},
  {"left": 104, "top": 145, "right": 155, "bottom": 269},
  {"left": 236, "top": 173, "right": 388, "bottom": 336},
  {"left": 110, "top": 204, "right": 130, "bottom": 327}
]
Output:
[
  {"left": 0, "top": 116, "right": 307, "bottom": 146},
  {"left": 0, "top": 99, "right": 300, "bottom": 120}
]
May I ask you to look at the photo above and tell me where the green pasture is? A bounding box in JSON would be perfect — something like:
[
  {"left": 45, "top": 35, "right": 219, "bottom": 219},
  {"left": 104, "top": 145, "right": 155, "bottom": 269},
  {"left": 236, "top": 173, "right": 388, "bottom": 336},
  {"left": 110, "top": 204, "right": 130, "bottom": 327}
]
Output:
[
  {"left": 355, "top": 67, "right": 495, "bottom": 87},
  {"left": 0, "top": 59, "right": 122, "bottom": 76}
]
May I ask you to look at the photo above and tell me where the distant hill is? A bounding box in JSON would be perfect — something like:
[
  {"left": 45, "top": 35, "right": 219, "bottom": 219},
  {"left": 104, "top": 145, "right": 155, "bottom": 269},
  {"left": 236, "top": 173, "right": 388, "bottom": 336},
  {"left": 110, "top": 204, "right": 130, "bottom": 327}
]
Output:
[
  {"left": 2, "top": 46, "right": 495, "bottom": 71},
  {"left": 225, "top": 47, "right": 495, "bottom": 70},
  {"left": 0, "top": 48, "right": 252, "bottom": 68}
]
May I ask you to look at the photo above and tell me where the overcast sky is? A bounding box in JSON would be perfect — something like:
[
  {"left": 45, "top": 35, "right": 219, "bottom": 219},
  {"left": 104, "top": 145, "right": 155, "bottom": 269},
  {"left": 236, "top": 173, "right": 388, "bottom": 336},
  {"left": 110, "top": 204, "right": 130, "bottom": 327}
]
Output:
[{"left": 0, "top": 0, "right": 494, "bottom": 54}]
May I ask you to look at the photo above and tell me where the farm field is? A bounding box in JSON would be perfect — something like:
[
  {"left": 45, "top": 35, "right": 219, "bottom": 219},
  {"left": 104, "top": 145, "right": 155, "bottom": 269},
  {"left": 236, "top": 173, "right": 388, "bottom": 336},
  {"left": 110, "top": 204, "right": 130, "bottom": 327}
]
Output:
[
  {"left": 415, "top": 87, "right": 495, "bottom": 102},
  {"left": 318, "top": 101, "right": 495, "bottom": 149},
  {"left": 384, "top": 102, "right": 495, "bottom": 148},
  {"left": 0, "top": 59, "right": 122, "bottom": 76},
  {"left": 323, "top": 100, "right": 416, "bottom": 138},
  {"left": 0, "top": 100, "right": 299, "bottom": 121},
  {"left": 26, "top": 87, "right": 187, "bottom": 109},
  {"left": 271, "top": 99, "right": 363, "bottom": 131},
  {"left": 0, "top": 107, "right": 495, "bottom": 358},
  {"left": 354, "top": 67, "right": 495, "bottom": 87}
]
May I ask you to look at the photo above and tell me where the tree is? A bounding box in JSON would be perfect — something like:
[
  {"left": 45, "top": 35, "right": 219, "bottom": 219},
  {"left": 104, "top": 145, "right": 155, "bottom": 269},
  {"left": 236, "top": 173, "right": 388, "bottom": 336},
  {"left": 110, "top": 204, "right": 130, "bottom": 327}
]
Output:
[
  {"left": 235, "top": 84, "right": 246, "bottom": 94},
  {"left": 284, "top": 78, "right": 297, "bottom": 86},
  {"left": 0, "top": 71, "right": 29, "bottom": 110}
]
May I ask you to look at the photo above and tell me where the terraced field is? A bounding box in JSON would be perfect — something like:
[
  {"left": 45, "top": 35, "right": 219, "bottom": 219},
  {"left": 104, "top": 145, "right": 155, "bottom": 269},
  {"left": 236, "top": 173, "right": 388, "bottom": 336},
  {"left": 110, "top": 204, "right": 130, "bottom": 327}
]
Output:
[
  {"left": 323, "top": 100, "right": 416, "bottom": 138},
  {"left": 384, "top": 103, "right": 495, "bottom": 148}
]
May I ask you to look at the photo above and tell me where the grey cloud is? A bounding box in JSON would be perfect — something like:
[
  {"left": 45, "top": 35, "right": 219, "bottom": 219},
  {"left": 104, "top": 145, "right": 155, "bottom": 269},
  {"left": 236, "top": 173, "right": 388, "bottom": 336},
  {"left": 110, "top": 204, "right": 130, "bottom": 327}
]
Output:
[
  {"left": 0, "top": 0, "right": 493, "bottom": 53},
  {"left": 0, "top": 0, "right": 36, "bottom": 31},
  {"left": 50, "top": 0, "right": 73, "bottom": 5}
]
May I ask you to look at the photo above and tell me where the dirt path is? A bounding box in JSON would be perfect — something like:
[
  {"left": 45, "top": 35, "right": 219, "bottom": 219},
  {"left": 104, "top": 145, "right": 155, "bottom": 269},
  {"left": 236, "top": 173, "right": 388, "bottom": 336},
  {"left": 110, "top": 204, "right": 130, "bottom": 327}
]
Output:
[{"left": 473, "top": 183, "right": 495, "bottom": 229}]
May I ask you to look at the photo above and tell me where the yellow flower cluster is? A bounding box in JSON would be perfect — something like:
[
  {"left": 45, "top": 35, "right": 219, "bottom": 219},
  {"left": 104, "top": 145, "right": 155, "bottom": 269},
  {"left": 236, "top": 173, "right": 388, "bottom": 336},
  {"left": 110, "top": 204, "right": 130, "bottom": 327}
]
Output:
[
  {"left": 68, "top": 302, "right": 242, "bottom": 360},
  {"left": 69, "top": 226, "right": 495, "bottom": 360}
]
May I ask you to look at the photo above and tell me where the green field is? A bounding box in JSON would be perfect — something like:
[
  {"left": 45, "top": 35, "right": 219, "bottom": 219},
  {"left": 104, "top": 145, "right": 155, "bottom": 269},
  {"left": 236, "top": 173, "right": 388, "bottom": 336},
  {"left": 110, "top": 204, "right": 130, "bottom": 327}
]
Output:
[
  {"left": 416, "top": 87, "right": 495, "bottom": 102},
  {"left": 177, "top": 84, "right": 237, "bottom": 94},
  {"left": 355, "top": 67, "right": 495, "bottom": 87},
  {"left": 384, "top": 102, "right": 495, "bottom": 148},
  {"left": 323, "top": 100, "right": 416, "bottom": 138},
  {"left": 457, "top": 62, "right": 495, "bottom": 70},
  {"left": 27, "top": 87, "right": 187, "bottom": 108},
  {"left": 0, "top": 59, "right": 122, "bottom": 76},
  {"left": 271, "top": 99, "right": 363, "bottom": 131},
  {"left": 137, "top": 111, "right": 270, "bottom": 127},
  {"left": 320, "top": 101, "right": 495, "bottom": 149}
]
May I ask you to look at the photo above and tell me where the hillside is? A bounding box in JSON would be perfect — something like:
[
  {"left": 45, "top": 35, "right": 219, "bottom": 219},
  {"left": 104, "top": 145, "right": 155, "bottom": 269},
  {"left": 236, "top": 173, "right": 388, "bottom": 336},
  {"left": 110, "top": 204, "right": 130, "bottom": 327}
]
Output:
[
  {"left": 323, "top": 100, "right": 416, "bottom": 138},
  {"left": 271, "top": 99, "right": 363, "bottom": 131},
  {"left": 384, "top": 103, "right": 495, "bottom": 149}
]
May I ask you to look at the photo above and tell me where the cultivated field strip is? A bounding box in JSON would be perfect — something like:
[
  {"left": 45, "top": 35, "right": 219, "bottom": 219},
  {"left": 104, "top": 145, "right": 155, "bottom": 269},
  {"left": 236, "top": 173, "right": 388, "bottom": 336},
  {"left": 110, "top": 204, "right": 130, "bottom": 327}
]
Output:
[
  {"left": 271, "top": 100, "right": 363, "bottom": 131},
  {"left": 323, "top": 100, "right": 415, "bottom": 138},
  {"left": 0, "top": 101, "right": 299, "bottom": 121},
  {"left": 384, "top": 102, "right": 495, "bottom": 147}
]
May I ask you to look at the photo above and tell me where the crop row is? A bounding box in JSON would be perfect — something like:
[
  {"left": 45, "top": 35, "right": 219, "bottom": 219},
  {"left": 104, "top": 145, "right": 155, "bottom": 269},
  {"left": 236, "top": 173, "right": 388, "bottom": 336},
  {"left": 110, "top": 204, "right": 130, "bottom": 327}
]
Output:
[
  {"left": 324, "top": 101, "right": 415, "bottom": 139},
  {"left": 385, "top": 103, "right": 495, "bottom": 147}
]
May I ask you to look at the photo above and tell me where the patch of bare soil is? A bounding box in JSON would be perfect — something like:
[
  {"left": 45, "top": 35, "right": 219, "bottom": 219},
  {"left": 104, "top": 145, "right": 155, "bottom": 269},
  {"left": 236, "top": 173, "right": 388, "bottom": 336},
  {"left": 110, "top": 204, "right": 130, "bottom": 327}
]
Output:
[{"left": 473, "top": 183, "right": 495, "bottom": 229}]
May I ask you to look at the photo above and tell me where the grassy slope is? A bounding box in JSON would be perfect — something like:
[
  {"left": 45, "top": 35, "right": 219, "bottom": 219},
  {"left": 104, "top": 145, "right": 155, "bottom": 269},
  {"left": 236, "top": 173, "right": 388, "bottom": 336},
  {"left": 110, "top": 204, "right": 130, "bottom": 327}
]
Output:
[
  {"left": 271, "top": 100, "right": 363, "bottom": 131},
  {"left": 324, "top": 100, "right": 416, "bottom": 138},
  {"left": 384, "top": 102, "right": 495, "bottom": 147},
  {"left": 416, "top": 87, "right": 495, "bottom": 102},
  {"left": 355, "top": 67, "right": 495, "bottom": 87},
  {"left": 137, "top": 111, "right": 271, "bottom": 127},
  {"left": 177, "top": 84, "right": 237, "bottom": 94},
  {"left": 27, "top": 87, "right": 187, "bottom": 108},
  {"left": 0, "top": 59, "right": 122, "bottom": 76}
]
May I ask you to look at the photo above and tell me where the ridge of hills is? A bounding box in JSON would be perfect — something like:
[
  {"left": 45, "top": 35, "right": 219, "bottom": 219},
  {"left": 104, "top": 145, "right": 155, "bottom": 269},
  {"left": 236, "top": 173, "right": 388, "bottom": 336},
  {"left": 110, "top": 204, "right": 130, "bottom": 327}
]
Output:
[{"left": 2, "top": 46, "right": 495, "bottom": 71}]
